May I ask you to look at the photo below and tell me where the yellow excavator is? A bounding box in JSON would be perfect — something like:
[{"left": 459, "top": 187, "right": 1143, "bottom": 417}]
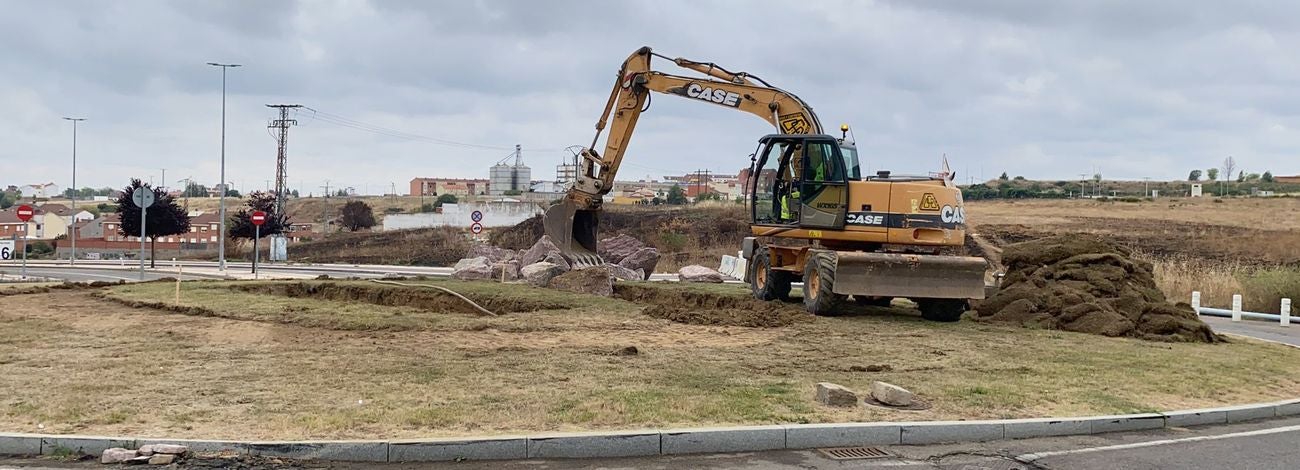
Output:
[{"left": 544, "top": 46, "right": 988, "bottom": 321}]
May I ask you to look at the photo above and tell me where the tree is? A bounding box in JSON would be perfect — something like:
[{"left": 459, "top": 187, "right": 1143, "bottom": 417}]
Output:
[
  {"left": 1222, "top": 156, "right": 1237, "bottom": 185},
  {"left": 435, "top": 194, "right": 458, "bottom": 207},
  {"left": 1237, "top": 171, "right": 1246, "bottom": 183},
  {"left": 998, "top": 172, "right": 1009, "bottom": 181},
  {"left": 290, "top": 189, "right": 300, "bottom": 198},
  {"left": 1207, "top": 168, "right": 1219, "bottom": 181},
  {"left": 338, "top": 200, "right": 376, "bottom": 231},
  {"left": 228, "top": 191, "right": 289, "bottom": 241},
  {"left": 225, "top": 188, "right": 241, "bottom": 198},
  {"left": 695, "top": 191, "right": 723, "bottom": 202},
  {"left": 0, "top": 190, "right": 16, "bottom": 209},
  {"left": 183, "top": 182, "right": 208, "bottom": 198},
  {"left": 1188, "top": 169, "right": 1202, "bottom": 181},
  {"left": 666, "top": 184, "right": 688, "bottom": 205},
  {"left": 1262, "top": 171, "right": 1274, "bottom": 183},
  {"left": 113, "top": 179, "right": 191, "bottom": 268}
]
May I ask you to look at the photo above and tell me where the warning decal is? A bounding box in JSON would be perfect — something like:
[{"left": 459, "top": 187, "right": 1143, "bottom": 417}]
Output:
[{"left": 919, "top": 193, "right": 940, "bottom": 211}]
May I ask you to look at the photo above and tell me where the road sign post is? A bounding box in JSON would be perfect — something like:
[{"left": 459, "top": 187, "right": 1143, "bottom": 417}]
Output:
[
  {"left": 251, "top": 211, "right": 266, "bottom": 278},
  {"left": 132, "top": 188, "right": 156, "bottom": 281},
  {"left": 15, "top": 205, "right": 34, "bottom": 280}
]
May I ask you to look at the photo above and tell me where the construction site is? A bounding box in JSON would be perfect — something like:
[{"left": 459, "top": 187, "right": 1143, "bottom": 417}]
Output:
[{"left": 4, "top": 10, "right": 1300, "bottom": 467}]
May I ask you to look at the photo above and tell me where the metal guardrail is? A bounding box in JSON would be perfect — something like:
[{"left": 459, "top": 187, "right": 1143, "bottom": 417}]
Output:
[{"left": 1192, "top": 291, "right": 1292, "bottom": 326}]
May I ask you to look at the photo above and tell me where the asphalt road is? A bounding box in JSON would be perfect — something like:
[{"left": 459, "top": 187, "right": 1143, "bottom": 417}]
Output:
[
  {"left": 1202, "top": 316, "right": 1300, "bottom": 347},
  {"left": 0, "top": 266, "right": 214, "bottom": 282}
]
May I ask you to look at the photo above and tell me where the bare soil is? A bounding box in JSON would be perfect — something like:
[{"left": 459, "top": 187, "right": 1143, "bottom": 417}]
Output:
[
  {"left": 231, "top": 282, "right": 570, "bottom": 315},
  {"left": 288, "top": 226, "right": 470, "bottom": 266},
  {"left": 613, "top": 284, "right": 811, "bottom": 327}
]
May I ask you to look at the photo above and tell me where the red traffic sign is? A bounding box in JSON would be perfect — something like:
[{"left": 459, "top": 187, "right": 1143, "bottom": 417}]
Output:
[
  {"left": 470, "top": 222, "right": 483, "bottom": 234},
  {"left": 251, "top": 210, "right": 267, "bottom": 226},
  {"left": 15, "top": 205, "right": 34, "bottom": 222}
]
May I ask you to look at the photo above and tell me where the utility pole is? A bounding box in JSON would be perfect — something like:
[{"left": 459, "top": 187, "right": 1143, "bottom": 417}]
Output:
[
  {"left": 266, "top": 104, "right": 301, "bottom": 216},
  {"left": 62, "top": 117, "right": 86, "bottom": 264},
  {"left": 207, "top": 62, "right": 240, "bottom": 271},
  {"left": 1143, "top": 177, "right": 1151, "bottom": 198},
  {"left": 159, "top": 168, "right": 166, "bottom": 192},
  {"left": 1078, "top": 174, "right": 1087, "bottom": 199},
  {"left": 320, "top": 180, "right": 331, "bottom": 235}
]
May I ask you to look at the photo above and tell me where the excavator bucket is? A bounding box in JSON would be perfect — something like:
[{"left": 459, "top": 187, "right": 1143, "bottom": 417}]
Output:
[
  {"left": 831, "top": 252, "right": 989, "bottom": 300},
  {"left": 542, "top": 200, "right": 604, "bottom": 267}
]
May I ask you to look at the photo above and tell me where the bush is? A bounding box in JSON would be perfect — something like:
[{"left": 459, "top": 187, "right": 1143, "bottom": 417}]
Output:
[
  {"left": 1240, "top": 269, "right": 1300, "bottom": 313},
  {"left": 420, "top": 203, "right": 436, "bottom": 213},
  {"left": 384, "top": 207, "right": 405, "bottom": 214},
  {"left": 27, "top": 241, "right": 54, "bottom": 256}
]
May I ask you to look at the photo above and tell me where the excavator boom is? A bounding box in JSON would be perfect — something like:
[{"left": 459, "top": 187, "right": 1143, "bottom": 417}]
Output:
[{"left": 544, "top": 46, "right": 830, "bottom": 264}]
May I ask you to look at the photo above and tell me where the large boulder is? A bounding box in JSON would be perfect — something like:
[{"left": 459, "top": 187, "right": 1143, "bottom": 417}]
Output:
[
  {"left": 815, "top": 382, "right": 860, "bottom": 407},
  {"left": 678, "top": 265, "right": 725, "bottom": 283},
  {"left": 598, "top": 234, "right": 647, "bottom": 264},
  {"left": 101, "top": 448, "right": 137, "bottom": 464},
  {"left": 606, "top": 264, "right": 642, "bottom": 282},
  {"left": 521, "top": 235, "right": 568, "bottom": 267},
  {"left": 452, "top": 257, "right": 493, "bottom": 281},
  {"left": 521, "top": 262, "right": 566, "bottom": 287},
  {"left": 467, "top": 245, "right": 516, "bottom": 263},
  {"left": 870, "top": 381, "right": 916, "bottom": 407},
  {"left": 618, "top": 247, "right": 660, "bottom": 280},
  {"left": 491, "top": 260, "right": 521, "bottom": 282},
  {"left": 549, "top": 266, "right": 614, "bottom": 297}
]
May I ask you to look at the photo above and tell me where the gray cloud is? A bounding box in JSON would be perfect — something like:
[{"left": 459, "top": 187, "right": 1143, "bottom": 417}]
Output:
[{"left": 2, "top": 0, "right": 1298, "bottom": 195}]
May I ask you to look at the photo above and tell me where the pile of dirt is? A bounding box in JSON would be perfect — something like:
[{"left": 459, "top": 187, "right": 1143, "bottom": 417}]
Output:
[
  {"left": 490, "top": 205, "right": 750, "bottom": 269},
  {"left": 289, "top": 226, "right": 471, "bottom": 266},
  {"left": 613, "top": 284, "right": 811, "bottom": 328},
  {"left": 972, "top": 235, "right": 1220, "bottom": 343},
  {"left": 232, "top": 282, "right": 570, "bottom": 314}
]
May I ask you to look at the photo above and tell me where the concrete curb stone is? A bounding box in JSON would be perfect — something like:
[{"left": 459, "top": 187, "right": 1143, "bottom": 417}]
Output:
[
  {"left": 1002, "top": 418, "right": 1093, "bottom": 439},
  {"left": 1219, "top": 404, "right": 1277, "bottom": 423},
  {"left": 783, "top": 423, "right": 901, "bottom": 448},
  {"left": 1161, "top": 409, "right": 1228, "bottom": 428},
  {"left": 900, "top": 420, "right": 1005, "bottom": 445},
  {"left": 661, "top": 425, "right": 785, "bottom": 455},
  {"left": 40, "top": 435, "right": 135, "bottom": 456},
  {"left": 1274, "top": 399, "right": 1300, "bottom": 417},
  {"left": 245, "top": 441, "right": 389, "bottom": 462},
  {"left": 526, "top": 430, "right": 660, "bottom": 459},
  {"left": 388, "top": 436, "right": 527, "bottom": 462},
  {"left": 1089, "top": 413, "right": 1165, "bottom": 433},
  {"left": 0, "top": 433, "right": 42, "bottom": 456}
]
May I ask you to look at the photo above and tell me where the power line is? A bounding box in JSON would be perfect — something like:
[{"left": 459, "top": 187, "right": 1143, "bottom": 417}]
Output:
[{"left": 298, "top": 106, "right": 571, "bottom": 153}]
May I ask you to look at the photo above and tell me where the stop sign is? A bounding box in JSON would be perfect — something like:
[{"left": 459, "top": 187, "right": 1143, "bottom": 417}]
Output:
[
  {"left": 15, "top": 205, "right": 34, "bottom": 222},
  {"left": 251, "top": 210, "right": 267, "bottom": 226}
]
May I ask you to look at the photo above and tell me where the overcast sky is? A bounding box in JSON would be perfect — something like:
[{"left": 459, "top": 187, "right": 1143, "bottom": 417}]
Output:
[{"left": 3, "top": 0, "right": 1298, "bottom": 194}]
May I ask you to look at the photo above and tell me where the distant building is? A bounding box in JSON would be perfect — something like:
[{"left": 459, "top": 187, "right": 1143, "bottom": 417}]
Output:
[
  {"left": 0, "top": 209, "right": 31, "bottom": 238},
  {"left": 409, "top": 178, "right": 490, "bottom": 197},
  {"left": 556, "top": 163, "right": 579, "bottom": 184},
  {"left": 1275, "top": 175, "right": 1300, "bottom": 184},
  {"left": 19, "top": 183, "right": 61, "bottom": 199}
]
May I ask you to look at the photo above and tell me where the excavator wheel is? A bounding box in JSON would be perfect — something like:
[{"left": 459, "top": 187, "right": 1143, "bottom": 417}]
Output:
[
  {"left": 802, "top": 251, "right": 846, "bottom": 316},
  {"left": 750, "top": 249, "right": 793, "bottom": 301},
  {"left": 915, "top": 299, "right": 968, "bottom": 322}
]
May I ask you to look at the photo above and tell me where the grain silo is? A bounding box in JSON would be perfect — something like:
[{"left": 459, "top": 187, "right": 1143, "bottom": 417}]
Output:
[{"left": 489, "top": 144, "right": 531, "bottom": 196}]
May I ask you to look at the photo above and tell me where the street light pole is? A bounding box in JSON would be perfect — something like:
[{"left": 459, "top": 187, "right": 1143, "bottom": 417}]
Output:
[
  {"left": 63, "top": 117, "right": 86, "bottom": 265},
  {"left": 207, "top": 62, "right": 241, "bottom": 271}
]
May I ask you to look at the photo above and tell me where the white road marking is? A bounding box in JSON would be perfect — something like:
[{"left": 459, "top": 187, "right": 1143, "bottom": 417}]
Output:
[{"left": 1017, "top": 423, "right": 1300, "bottom": 462}]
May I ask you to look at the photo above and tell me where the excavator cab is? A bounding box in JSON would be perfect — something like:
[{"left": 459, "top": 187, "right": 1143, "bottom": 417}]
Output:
[{"left": 749, "top": 134, "right": 852, "bottom": 229}]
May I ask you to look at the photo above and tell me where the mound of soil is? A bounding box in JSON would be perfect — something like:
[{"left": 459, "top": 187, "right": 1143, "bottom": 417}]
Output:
[
  {"left": 972, "top": 235, "right": 1219, "bottom": 343},
  {"left": 232, "top": 282, "right": 570, "bottom": 314},
  {"left": 613, "top": 284, "right": 810, "bottom": 328}
]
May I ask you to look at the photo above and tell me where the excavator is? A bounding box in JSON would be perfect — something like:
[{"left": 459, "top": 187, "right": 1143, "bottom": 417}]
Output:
[{"left": 544, "top": 46, "right": 988, "bottom": 321}]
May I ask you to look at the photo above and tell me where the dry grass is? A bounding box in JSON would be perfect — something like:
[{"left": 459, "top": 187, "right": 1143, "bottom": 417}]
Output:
[
  {"left": 2, "top": 282, "right": 1299, "bottom": 440},
  {"left": 969, "top": 197, "right": 1300, "bottom": 231}
]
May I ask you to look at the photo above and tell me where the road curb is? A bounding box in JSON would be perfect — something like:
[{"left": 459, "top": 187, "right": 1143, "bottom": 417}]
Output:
[{"left": 4, "top": 399, "right": 1298, "bottom": 462}]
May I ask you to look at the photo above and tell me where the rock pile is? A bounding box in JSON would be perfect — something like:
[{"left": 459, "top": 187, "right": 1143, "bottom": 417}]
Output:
[
  {"left": 972, "top": 234, "right": 1220, "bottom": 343},
  {"left": 101, "top": 444, "right": 188, "bottom": 465},
  {"left": 450, "top": 234, "right": 661, "bottom": 295}
]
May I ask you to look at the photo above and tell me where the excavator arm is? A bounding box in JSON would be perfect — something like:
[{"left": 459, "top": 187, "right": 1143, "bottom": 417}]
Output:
[{"left": 545, "top": 46, "right": 825, "bottom": 264}]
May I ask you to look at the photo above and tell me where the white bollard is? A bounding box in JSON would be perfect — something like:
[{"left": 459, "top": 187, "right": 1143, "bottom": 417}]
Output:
[
  {"left": 1232, "top": 294, "right": 1242, "bottom": 322},
  {"left": 1283, "top": 298, "right": 1292, "bottom": 326},
  {"left": 1191, "top": 291, "right": 1201, "bottom": 316}
]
